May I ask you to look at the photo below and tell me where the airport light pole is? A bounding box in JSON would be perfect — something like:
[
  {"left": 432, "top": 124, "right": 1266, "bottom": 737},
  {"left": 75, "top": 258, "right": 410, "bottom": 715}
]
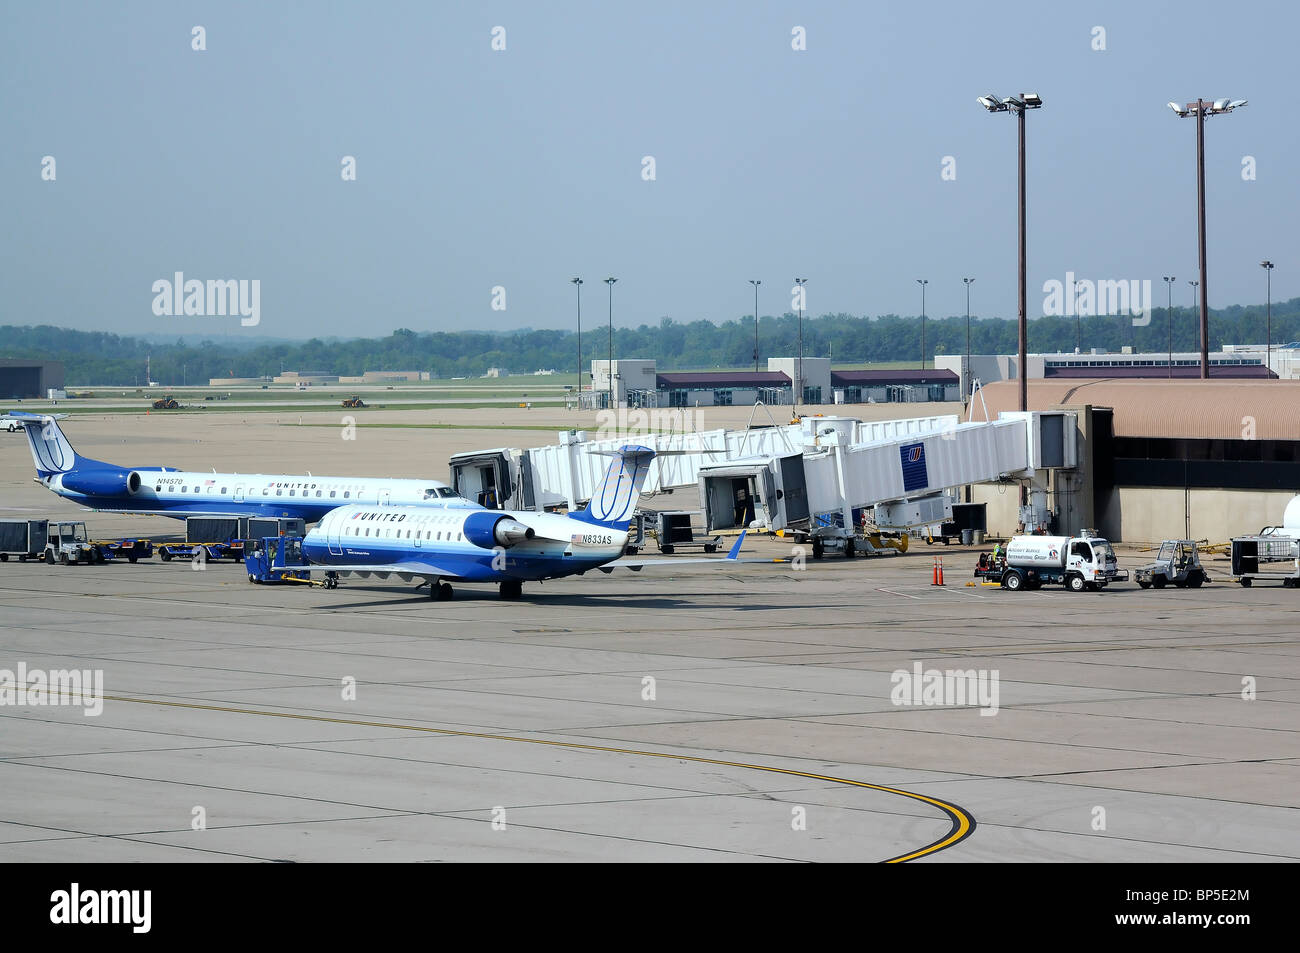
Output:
[
  {"left": 1163, "top": 276, "right": 1175, "bottom": 378},
  {"left": 1074, "top": 280, "right": 1084, "bottom": 354},
  {"left": 916, "top": 278, "right": 928, "bottom": 370},
  {"left": 604, "top": 277, "right": 617, "bottom": 409},
  {"left": 749, "top": 279, "right": 761, "bottom": 372},
  {"left": 1168, "top": 97, "right": 1247, "bottom": 378},
  {"left": 1188, "top": 278, "right": 1199, "bottom": 369},
  {"left": 978, "top": 92, "right": 1042, "bottom": 413},
  {"left": 794, "top": 277, "right": 808, "bottom": 411},
  {"left": 963, "top": 277, "right": 974, "bottom": 402},
  {"left": 1261, "top": 260, "right": 1274, "bottom": 378},
  {"left": 571, "top": 278, "right": 583, "bottom": 400}
]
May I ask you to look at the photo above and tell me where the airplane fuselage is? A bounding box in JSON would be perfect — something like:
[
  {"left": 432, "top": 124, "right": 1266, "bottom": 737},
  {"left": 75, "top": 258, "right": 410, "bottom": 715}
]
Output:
[
  {"left": 303, "top": 504, "right": 627, "bottom": 581},
  {"left": 43, "top": 469, "right": 473, "bottom": 522}
]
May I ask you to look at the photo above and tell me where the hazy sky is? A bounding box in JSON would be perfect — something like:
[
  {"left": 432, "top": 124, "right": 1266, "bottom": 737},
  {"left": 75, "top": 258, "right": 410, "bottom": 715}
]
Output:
[{"left": 3, "top": 1, "right": 1295, "bottom": 340}]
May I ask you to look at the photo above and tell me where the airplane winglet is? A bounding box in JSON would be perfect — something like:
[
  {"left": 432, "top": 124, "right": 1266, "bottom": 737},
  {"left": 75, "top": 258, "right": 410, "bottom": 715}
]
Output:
[{"left": 726, "top": 530, "right": 747, "bottom": 560}]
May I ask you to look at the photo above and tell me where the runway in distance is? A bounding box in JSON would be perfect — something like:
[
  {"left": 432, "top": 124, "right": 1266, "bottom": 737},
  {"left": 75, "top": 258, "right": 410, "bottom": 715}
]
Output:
[
  {"left": 6, "top": 411, "right": 471, "bottom": 522},
  {"left": 303, "top": 445, "right": 750, "bottom": 600}
]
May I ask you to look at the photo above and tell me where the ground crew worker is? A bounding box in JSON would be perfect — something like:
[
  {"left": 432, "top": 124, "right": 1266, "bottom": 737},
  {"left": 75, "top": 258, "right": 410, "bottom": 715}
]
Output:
[{"left": 734, "top": 487, "right": 750, "bottom": 527}]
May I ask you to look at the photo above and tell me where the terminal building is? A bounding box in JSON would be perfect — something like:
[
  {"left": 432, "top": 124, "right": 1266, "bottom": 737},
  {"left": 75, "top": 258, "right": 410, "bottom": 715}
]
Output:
[
  {"left": 936, "top": 348, "right": 1277, "bottom": 401},
  {"left": 584, "top": 358, "right": 957, "bottom": 408},
  {"left": 971, "top": 378, "right": 1300, "bottom": 544}
]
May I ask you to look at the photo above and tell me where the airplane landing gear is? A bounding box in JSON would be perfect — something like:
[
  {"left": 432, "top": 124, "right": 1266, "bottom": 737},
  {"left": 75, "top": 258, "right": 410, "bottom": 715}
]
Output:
[
  {"left": 431, "top": 581, "right": 453, "bottom": 601},
  {"left": 499, "top": 579, "right": 523, "bottom": 600}
]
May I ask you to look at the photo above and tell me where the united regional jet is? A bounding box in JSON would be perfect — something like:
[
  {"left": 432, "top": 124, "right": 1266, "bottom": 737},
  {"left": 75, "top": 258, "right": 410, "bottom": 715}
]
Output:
[
  {"left": 302, "top": 445, "right": 748, "bottom": 600},
  {"left": 6, "top": 411, "right": 470, "bottom": 522}
]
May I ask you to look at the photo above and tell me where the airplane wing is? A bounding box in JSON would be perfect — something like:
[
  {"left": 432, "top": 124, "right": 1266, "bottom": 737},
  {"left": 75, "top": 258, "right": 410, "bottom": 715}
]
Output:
[{"left": 600, "top": 531, "right": 790, "bottom": 572}]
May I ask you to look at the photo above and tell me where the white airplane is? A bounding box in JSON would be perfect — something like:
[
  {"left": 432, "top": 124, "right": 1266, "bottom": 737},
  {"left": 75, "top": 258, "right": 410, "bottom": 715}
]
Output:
[
  {"left": 302, "top": 445, "right": 752, "bottom": 600},
  {"left": 6, "top": 411, "right": 473, "bottom": 522}
]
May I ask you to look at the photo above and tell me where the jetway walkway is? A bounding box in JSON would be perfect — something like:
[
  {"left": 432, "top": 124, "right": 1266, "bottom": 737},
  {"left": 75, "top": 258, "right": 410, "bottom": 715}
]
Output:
[
  {"left": 450, "top": 409, "right": 1076, "bottom": 547},
  {"left": 449, "top": 412, "right": 958, "bottom": 512}
]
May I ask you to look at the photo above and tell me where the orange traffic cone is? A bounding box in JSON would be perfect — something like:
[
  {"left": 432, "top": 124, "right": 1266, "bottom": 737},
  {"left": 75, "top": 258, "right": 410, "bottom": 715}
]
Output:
[
  {"left": 937, "top": 557, "right": 945, "bottom": 586},
  {"left": 932, "top": 557, "right": 939, "bottom": 586}
]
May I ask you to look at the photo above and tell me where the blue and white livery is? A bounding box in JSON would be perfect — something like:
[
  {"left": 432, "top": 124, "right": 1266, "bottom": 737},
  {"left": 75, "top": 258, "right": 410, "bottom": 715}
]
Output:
[
  {"left": 7, "top": 411, "right": 471, "bottom": 522},
  {"left": 303, "top": 446, "right": 748, "bottom": 600}
]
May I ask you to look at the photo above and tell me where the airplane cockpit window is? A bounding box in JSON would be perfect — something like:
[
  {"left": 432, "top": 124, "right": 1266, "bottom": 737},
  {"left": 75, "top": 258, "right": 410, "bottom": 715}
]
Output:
[
  {"left": 423, "top": 488, "right": 439, "bottom": 500},
  {"left": 438, "top": 488, "right": 457, "bottom": 498}
]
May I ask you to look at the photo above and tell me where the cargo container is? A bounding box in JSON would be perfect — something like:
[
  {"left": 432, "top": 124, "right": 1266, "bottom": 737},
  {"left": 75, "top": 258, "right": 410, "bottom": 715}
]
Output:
[{"left": 0, "top": 519, "right": 49, "bottom": 561}]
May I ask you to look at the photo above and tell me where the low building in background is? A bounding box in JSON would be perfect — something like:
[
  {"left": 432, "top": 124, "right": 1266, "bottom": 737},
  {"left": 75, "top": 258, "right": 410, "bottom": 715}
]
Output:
[
  {"left": 936, "top": 349, "right": 1275, "bottom": 401},
  {"left": 830, "top": 369, "right": 959, "bottom": 403},
  {"left": 0, "top": 359, "right": 65, "bottom": 397}
]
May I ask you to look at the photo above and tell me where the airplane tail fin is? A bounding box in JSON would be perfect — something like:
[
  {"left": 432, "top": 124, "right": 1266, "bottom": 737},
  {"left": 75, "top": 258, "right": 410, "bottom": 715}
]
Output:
[
  {"left": 5, "top": 411, "right": 93, "bottom": 476},
  {"left": 571, "top": 445, "right": 656, "bottom": 530}
]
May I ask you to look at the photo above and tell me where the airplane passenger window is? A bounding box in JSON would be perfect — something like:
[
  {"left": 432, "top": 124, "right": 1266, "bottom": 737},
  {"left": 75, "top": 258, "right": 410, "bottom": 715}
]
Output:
[
  {"left": 276, "top": 490, "right": 282, "bottom": 496},
  {"left": 316, "top": 491, "right": 321, "bottom": 497},
  {"left": 330, "top": 491, "right": 336, "bottom": 498},
  {"left": 344, "top": 492, "right": 350, "bottom": 498},
  {"left": 365, "top": 528, "right": 370, "bottom": 536},
  {"left": 289, "top": 490, "right": 295, "bottom": 496},
  {"left": 181, "top": 487, "right": 188, "bottom": 493},
  {"left": 263, "top": 489, "right": 269, "bottom": 495},
  {"left": 221, "top": 487, "right": 227, "bottom": 494}
]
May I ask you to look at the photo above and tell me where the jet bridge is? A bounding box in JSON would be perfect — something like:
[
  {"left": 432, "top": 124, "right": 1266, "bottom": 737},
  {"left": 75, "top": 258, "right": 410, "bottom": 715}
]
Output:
[
  {"left": 449, "top": 413, "right": 958, "bottom": 513},
  {"left": 449, "top": 411, "right": 1075, "bottom": 552},
  {"left": 697, "top": 411, "right": 1076, "bottom": 549}
]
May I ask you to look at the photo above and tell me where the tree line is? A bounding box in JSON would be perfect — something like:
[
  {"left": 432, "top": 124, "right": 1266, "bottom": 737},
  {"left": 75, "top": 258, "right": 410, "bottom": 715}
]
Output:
[{"left": 3, "top": 298, "right": 1298, "bottom": 386}]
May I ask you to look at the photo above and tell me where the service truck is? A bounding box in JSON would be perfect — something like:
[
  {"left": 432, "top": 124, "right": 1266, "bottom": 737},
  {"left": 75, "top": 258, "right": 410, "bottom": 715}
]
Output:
[{"left": 975, "top": 531, "right": 1127, "bottom": 591}]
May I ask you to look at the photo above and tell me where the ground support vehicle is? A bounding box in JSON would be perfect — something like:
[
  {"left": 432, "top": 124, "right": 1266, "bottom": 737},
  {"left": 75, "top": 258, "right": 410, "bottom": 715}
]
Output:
[
  {"left": 1135, "top": 540, "right": 1207, "bottom": 589},
  {"left": 243, "top": 536, "right": 337, "bottom": 587},
  {"left": 974, "top": 531, "right": 1127, "bottom": 591}
]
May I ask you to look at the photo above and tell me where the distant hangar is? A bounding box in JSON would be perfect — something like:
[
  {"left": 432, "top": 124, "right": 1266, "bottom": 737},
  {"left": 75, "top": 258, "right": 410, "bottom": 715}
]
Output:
[{"left": 0, "top": 359, "right": 64, "bottom": 398}]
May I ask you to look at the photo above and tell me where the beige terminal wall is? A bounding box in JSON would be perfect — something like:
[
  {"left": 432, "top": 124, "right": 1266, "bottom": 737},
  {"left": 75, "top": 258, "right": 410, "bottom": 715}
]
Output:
[
  {"left": 1101, "top": 487, "right": 1296, "bottom": 545},
  {"left": 972, "top": 483, "right": 1297, "bottom": 544}
]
